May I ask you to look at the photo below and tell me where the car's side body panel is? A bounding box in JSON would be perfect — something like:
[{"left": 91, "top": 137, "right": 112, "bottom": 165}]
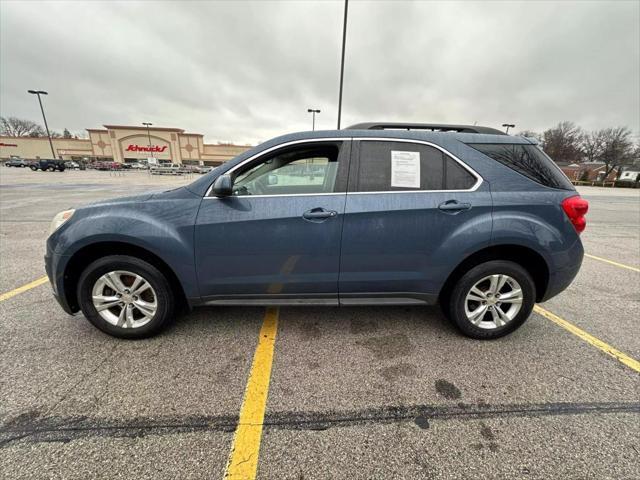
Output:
[
  {"left": 194, "top": 193, "right": 347, "bottom": 303},
  {"left": 46, "top": 188, "right": 202, "bottom": 308},
  {"left": 338, "top": 137, "right": 494, "bottom": 303},
  {"left": 490, "top": 189, "right": 584, "bottom": 301},
  {"left": 193, "top": 139, "right": 351, "bottom": 303}
]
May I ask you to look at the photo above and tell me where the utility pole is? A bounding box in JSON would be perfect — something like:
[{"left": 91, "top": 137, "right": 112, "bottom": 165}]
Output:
[
  {"left": 142, "top": 122, "right": 153, "bottom": 161},
  {"left": 336, "top": 0, "right": 348, "bottom": 129},
  {"left": 27, "top": 90, "right": 56, "bottom": 158}
]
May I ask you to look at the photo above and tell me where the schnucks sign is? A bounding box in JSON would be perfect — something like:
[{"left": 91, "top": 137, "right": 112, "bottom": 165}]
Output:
[{"left": 125, "top": 144, "right": 168, "bottom": 153}]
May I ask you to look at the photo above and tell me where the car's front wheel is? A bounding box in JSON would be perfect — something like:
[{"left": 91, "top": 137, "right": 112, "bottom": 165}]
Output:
[
  {"left": 77, "top": 255, "right": 175, "bottom": 339},
  {"left": 447, "top": 260, "right": 535, "bottom": 339}
]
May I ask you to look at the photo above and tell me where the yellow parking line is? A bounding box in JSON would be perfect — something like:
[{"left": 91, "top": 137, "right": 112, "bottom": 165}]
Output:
[
  {"left": 584, "top": 254, "right": 640, "bottom": 273},
  {"left": 0, "top": 276, "right": 49, "bottom": 302},
  {"left": 534, "top": 305, "right": 640, "bottom": 373},
  {"left": 224, "top": 307, "right": 279, "bottom": 480}
]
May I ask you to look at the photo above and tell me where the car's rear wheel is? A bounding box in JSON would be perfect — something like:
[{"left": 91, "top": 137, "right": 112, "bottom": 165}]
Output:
[
  {"left": 77, "top": 255, "right": 175, "bottom": 339},
  {"left": 447, "top": 260, "right": 535, "bottom": 339}
]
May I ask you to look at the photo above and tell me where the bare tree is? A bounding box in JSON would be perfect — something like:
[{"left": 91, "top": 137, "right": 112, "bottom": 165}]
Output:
[
  {"left": 597, "top": 127, "right": 634, "bottom": 179},
  {"left": 582, "top": 129, "right": 606, "bottom": 163},
  {"left": 1, "top": 116, "right": 45, "bottom": 137},
  {"left": 541, "top": 121, "right": 584, "bottom": 163},
  {"left": 62, "top": 128, "right": 72, "bottom": 139},
  {"left": 517, "top": 130, "right": 542, "bottom": 142}
]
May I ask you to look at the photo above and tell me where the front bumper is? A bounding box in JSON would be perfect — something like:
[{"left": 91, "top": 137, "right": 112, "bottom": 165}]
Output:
[{"left": 44, "top": 248, "right": 76, "bottom": 315}]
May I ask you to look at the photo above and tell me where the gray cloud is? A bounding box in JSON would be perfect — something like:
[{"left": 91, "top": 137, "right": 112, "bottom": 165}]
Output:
[{"left": 1, "top": 0, "right": 638, "bottom": 144}]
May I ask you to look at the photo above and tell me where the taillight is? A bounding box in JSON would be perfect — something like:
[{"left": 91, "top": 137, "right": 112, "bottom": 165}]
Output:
[{"left": 562, "top": 195, "right": 589, "bottom": 234}]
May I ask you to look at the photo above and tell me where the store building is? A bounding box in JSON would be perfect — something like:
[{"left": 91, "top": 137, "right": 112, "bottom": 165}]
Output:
[{"left": 0, "top": 124, "right": 252, "bottom": 166}]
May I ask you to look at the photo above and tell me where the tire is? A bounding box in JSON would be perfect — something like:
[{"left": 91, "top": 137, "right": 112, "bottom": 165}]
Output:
[
  {"left": 30, "top": 166, "right": 37, "bottom": 171},
  {"left": 77, "top": 255, "right": 175, "bottom": 339},
  {"left": 447, "top": 260, "right": 535, "bottom": 340}
]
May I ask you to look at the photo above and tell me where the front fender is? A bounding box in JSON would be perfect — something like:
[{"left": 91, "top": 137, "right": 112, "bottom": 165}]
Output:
[{"left": 49, "top": 195, "right": 201, "bottom": 298}]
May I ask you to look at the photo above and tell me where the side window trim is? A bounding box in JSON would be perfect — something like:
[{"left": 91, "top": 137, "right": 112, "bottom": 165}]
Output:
[
  {"left": 348, "top": 138, "right": 483, "bottom": 194},
  {"left": 204, "top": 138, "right": 352, "bottom": 198}
]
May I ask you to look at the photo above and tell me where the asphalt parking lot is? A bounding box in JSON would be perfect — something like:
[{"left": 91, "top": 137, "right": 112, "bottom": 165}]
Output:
[{"left": 0, "top": 167, "right": 638, "bottom": 479}]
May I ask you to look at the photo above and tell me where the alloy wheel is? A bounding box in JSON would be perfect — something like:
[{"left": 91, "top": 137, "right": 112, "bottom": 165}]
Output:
[
  {"left": 91, "top": 270, "right": 158, "bottom": 329},
  {"left": 464, "top": 274, "right": 524, "bottom": 329}
]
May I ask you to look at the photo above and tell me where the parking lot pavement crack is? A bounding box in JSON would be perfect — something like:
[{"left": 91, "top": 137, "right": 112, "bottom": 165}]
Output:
[
  {"left": 41, "top": 343, "right": 120, "bottom": 417},
  {"left": 1, "top": 401, "right": 638, "bottom": 447}
]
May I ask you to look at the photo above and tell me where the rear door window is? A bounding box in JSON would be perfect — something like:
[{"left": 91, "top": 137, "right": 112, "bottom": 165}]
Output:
[
  {"left": 354, "top": 141, "right": 477, "bottom": 192},
  {"left": 467, "top": 143, "right": 574, "bottom": 190}
]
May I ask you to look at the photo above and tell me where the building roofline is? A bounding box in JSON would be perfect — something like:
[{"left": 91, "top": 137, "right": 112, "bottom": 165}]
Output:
[
  {"left": 103, "top": 125, "right": 185, "bottom": 132},
  {"left": 0, "top": 135, "right": 90, "bottom": 142},
  {"left": 203, "top": 143, "right": 254, "bottom": 148}
]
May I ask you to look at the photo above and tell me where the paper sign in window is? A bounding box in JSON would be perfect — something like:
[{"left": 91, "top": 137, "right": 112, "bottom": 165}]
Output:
[{"left": 391, "top": 151, "right": 420, "bottom": 188}]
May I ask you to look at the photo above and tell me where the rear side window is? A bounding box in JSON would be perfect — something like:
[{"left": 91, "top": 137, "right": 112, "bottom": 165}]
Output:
[
  {"left": 467, "top": 143, "right": 574, "bottom": 190},
  {"left": 356, "top": 141, "right": 477, "bottom": 192}
]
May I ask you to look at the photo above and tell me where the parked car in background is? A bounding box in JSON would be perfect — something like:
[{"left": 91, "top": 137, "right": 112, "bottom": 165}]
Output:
[
  {"left": 30, "top": 159, "right": 66, "bottom": 172},
  {"left": 92, "top": 161, "right": 121, "bottom": 171},
  {"left": 150, "top": 163, "right": 183, "bottom": 175},
  {"left": 129, "top": 162, "right": 148, "bottom": 170},
  {"left": 64, "top": 161, "right": 80, "bottom": 170},
  {"left": 45, "top": 122, "right": 588, "bottom": 340},
  {"left": 4, "top": 158, "right": 29, "bottom": 167}
]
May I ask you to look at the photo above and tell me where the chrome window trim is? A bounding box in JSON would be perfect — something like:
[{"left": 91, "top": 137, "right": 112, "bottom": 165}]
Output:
[{"left": 203, "top": 136, "right": 483, "bottom": 198}]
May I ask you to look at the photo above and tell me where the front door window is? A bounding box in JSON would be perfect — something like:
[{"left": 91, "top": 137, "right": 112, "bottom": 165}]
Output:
[{"left": 232, "top": 144, "right": 341, "bottom": 196}]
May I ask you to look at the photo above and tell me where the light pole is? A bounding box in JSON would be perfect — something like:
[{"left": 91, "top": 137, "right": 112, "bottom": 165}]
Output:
[
  {"left": 27, "top": 90, "right": 55, "bottom": 158},
  {"left": 502, "top": 123, "right": 515, "bottom": 134},
  {"left": 307, "top": 109, "right": 321, "bottom": 131},
  {"left": 142, "top": 122, "right": 153, "bottom": 161},
  {"left": 336, "top": 0, "right": 348, "bottom": 129}
]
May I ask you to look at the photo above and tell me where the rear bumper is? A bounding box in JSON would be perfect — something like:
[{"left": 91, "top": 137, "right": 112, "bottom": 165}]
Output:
[{"left": 539, "top": 238, "right": 584, "bottom": 302}]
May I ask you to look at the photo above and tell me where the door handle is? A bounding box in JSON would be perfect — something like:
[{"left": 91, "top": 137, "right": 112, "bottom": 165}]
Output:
[
  {"left": 438, "top": 200, "right": 472, "bottom": 213},
  {"left": 302, "top": 208, "right": 338, "bottom": 221}
]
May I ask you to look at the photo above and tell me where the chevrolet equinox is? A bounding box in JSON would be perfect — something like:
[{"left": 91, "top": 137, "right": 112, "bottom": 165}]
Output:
[{"left": 45, "top": 122, "right": 588, "bottom": 339}]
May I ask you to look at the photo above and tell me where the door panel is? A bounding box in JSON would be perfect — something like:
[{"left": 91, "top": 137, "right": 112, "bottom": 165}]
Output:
[
  {"left": 338, "top": 139, "right": 492, "bottom": 302},
  {"left": 339, "top": 189, "right": 492, "bottom": 299},
  {"left": 194, "top": 140, "right": 350, "bottom": 301},
  {"left": 195, "top": 195, "right": 346, "bottom": 300}
]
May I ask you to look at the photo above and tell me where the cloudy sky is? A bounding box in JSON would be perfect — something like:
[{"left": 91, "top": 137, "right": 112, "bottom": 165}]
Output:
[{"left": 1, "top": 0, "right": 639, "bottom": 144}]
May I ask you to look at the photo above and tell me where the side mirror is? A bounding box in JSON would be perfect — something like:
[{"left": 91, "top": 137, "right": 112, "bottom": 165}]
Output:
[
  {"left": 267, "top": 174, "right": 278, "bottom": 186},
  {"left": 212, "top": 174, "right": 233, "bottom": 197}
]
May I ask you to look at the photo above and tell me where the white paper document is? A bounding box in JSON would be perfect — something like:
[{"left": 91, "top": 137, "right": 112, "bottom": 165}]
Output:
[{"left": 391, "top": 151, "right": 420, "bottom": 188}]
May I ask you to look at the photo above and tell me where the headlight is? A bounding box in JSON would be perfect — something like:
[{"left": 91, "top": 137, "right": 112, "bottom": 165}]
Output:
[{"left": 49, "top": 209, "right": 75, "bottom": 235}]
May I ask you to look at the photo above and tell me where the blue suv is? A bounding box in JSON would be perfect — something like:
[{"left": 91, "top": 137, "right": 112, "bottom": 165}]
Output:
[{"left": 45, "top": 123, "right": 588, "bottom": 339}]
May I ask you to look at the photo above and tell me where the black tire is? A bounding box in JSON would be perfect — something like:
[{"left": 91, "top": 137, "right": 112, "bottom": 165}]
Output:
[
  {"left": 447, "top": 260, "right": 535, "bottom": 340},
  {"left": 77, "top": 255, "right": 175, "bottom": 339},
  {"left": 30, "top": 166, "right": 37, "bottom": 171}
]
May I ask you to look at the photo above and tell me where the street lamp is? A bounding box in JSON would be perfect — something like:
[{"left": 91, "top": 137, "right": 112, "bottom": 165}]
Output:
[
  {"left": 502, "top": 123, "right": 515, "bottom": 134},
  {"left": 336, "top": 0, "right": 349, "bottom": 129},
  {"left": 142, "top": 122, "right": 153, "bottom": 160},
  {"left": 307, "top": 109, "right": 321, "bottom": 131},
  {"left": 27, "top": 90, "right": 55, "bottom": 158}
]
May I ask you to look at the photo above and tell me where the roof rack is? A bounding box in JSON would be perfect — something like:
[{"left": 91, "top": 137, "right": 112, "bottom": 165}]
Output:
[{"left": 345, "top": 122, "right": 506, "bottom": 135}]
